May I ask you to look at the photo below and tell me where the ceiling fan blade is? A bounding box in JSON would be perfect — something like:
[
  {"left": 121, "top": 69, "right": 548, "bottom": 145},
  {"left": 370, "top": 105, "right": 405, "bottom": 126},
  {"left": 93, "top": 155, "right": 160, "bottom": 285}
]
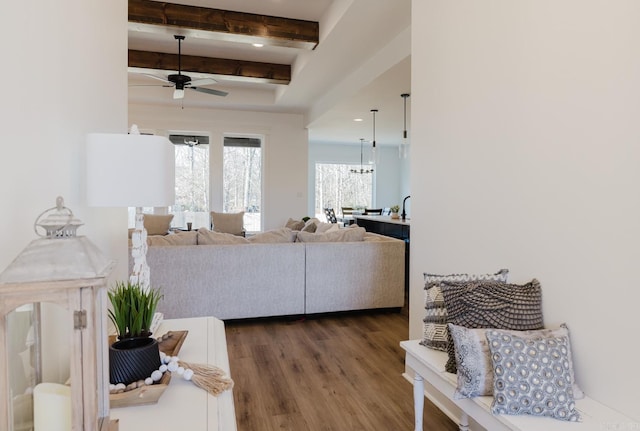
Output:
[
  {"left": 188, "top": 78, "right": 217, "bottom": 87},
  {"left": 190, "top": 87, "right": 229, "bottom": 97},
  {"left": 129, "top": 84, "right": 174, "bottom": 87},
  {"left": 141, "top": 73, "right": 172, "bottom": 83}
]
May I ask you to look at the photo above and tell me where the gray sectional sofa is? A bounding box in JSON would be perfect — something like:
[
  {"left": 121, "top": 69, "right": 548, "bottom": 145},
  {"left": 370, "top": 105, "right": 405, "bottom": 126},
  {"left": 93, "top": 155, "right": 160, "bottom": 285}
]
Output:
[{"left": 135, "top": 227, "right": 405, "bottom": 320}]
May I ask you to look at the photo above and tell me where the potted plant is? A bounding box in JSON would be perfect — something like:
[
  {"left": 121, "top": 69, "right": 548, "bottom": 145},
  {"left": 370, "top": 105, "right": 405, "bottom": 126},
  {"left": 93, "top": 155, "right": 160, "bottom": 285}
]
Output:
[
  {"left": 390, "top": 205, "right": 400, "bottom": 219},
  {"left": 108, "top": 281, "right": 163, "bottom": 385}
]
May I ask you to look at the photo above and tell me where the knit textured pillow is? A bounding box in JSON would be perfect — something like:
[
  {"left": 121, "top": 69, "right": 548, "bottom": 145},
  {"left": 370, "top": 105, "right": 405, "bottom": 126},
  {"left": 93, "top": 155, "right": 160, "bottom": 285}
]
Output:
[
  {"left": 420, "top": 269, "right": 509, "bottom": 351},
  {"left": 441, "top": 279, "right": 544, "bottom": 373}
]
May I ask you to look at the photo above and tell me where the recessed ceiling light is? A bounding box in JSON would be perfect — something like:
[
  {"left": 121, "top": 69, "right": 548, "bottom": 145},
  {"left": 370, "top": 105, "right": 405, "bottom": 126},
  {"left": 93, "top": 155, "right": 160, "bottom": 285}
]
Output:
[
  {"left": 353, "top": 118, "right": 363, "bottom": 122},
  {"left": 252, "top": 43, "right": 264, "bottom": 48}
]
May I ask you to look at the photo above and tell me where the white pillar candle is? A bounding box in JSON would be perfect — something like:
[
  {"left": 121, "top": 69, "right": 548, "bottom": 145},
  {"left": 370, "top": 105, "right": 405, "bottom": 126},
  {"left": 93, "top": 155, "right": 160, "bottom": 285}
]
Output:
[{"left": 33, "top": 383, "right": 71, "bottom": 431}]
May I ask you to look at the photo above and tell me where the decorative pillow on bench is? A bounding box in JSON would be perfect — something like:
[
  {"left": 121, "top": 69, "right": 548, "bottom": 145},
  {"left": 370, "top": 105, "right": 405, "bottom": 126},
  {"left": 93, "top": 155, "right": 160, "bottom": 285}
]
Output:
[
  {"left": 486, "top": 329, "right": 581, "bottom": 421},
  {"left": 448, "top": 323, "right": 584, "bottom": 400},
  {"left": 441, "top": 279, "right": 543, "bottom": 373},
  {"left": 421, "top": 269, "right": 509, "bottom": 352}
]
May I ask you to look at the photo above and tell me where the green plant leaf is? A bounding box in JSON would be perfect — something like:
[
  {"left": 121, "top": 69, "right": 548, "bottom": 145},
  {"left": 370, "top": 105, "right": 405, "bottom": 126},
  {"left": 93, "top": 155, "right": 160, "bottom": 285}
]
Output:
[{"left": 107, "top": 281, "right": 163, "bottom": 338}]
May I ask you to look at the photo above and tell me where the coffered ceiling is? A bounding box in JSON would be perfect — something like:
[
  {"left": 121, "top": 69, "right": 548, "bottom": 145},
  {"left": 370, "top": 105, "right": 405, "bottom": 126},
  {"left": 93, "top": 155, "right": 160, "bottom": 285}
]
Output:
[{"left": 127, "top": 0, "right": 411, "bottom": 146}]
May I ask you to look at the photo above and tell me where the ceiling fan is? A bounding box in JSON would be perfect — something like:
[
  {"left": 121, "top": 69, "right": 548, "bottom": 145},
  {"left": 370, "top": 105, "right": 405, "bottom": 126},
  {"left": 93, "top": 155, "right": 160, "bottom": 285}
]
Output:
[
  {"left": 137, "top": 35, "right": 228, "bottom": 100},
  {"left": 169, "top": 134, "right": 209, "bottom": 147}
]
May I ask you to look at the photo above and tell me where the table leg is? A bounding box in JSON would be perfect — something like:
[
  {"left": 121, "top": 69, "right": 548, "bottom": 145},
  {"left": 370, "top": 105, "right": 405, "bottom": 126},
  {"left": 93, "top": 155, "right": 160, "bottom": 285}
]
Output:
[
  {"left": 413, "top": 373, "right": 424, "bottom": 431},
  {"left": 459, "top": 412, "right": 469, "bottom": 431}
]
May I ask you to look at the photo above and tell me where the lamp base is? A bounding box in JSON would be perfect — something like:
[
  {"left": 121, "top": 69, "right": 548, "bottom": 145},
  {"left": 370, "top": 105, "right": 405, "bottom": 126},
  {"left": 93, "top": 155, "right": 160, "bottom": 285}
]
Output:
[{"left": 130, "top": 210, "right": 150, "bottom": 291}]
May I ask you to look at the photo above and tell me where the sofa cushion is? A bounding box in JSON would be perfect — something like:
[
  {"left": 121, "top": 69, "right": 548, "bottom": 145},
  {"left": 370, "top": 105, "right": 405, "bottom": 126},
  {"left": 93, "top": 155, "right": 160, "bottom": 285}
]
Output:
[
  {"left": 421, "top": 269, "right": 509, "bottom": 352},
  {"left": 296, "top": 226, "right": 365, "bottom": 242},
  {"left": 248, "top": 228, "right": 296, "bottom": 243},
  {"left": 148, "top": 231, "right": 197, "bottom": 246},
  {"left": 441, "top": 279, "right": 544, "bottom": 373},
  {"left": 143, "top": 214, "right": 174, "bottom": 236},
  {"left": 285, "top": 218, "right": 305, "bottom": 231},
  {"left": 210, "top": 211, "right": 245, "bottom": 235},
  {"left": 197, "top": 228, "right": 249, "bottom": 245},
  {"left": 315, "top": 222, "right": 340, "bottom": 233}
]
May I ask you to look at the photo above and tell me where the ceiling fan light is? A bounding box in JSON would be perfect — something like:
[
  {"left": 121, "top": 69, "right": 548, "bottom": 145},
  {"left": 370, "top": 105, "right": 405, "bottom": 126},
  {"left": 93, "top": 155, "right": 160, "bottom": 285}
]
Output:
[
  {"left": 369, "top": 109, "right": 380, "bottom": 165},
  {"left": 400, "top": 93, "right": 410, "bottom": 159},
  {"left": 173, "top": 88, "right": 185, "bottom": 99}
]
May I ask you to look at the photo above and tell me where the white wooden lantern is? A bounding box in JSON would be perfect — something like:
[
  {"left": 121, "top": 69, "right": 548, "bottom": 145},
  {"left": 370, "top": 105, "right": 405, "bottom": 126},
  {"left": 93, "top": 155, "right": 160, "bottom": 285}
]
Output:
[{"left": 0, "top": 197, "right": 115, "bottom": 430}]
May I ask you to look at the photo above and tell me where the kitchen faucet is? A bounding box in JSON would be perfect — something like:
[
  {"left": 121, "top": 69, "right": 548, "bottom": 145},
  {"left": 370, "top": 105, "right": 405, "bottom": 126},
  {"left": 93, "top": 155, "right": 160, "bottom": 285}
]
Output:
[{"left": 401, "top": 195, "right": 410, "bottom": 221}]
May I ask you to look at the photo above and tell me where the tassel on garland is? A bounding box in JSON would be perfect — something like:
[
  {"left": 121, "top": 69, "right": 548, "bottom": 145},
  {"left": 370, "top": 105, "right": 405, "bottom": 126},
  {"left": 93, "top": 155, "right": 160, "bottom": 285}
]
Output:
[{"left": 178, "top": 360, "right": 234, "bottom": 396}]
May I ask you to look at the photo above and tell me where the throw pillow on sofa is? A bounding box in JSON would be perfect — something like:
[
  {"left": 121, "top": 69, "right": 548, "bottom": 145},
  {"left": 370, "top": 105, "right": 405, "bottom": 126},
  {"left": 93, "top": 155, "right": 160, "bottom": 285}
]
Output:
[
  {"left": 296, "top": 226, "right": 365, "bottom": 242},
  {"left": 301, "top": 217, "right": 320, "bottom": 233},
  {"left": 248, "top": 228, "right": 296, "bottom": 243},
  {"left": 143, "top": 214, "right": 174, "bottom": 236},
  {"left": 210, "top": 211, "right": 245, "bottom": 235},
  {"left": 147, "top": 231, "right": 197, "bottom": 246},
  {"left": 315, "top": 222, "right": 339, "bottom": 233},
  {"left": 284, "top": 218, "right": 305, "bottom": 231},
  {"left": 197, "top": 228, "right": 249, "bottom": 245}
]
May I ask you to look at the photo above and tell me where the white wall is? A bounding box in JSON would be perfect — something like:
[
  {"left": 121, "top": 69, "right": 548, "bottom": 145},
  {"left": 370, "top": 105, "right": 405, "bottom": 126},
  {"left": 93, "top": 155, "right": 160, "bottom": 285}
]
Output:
[
  {"left": 1, "top": 1, "right": 129, "bottom": 280},
  {"left": 308, "top": 142, "right": 406, "bottom": 216},
  {"left": 129, "top": 103, "right": 308, "bottom": 231},
  {"left": 411, "top": 1, "right": 640, "bottom": 421}
]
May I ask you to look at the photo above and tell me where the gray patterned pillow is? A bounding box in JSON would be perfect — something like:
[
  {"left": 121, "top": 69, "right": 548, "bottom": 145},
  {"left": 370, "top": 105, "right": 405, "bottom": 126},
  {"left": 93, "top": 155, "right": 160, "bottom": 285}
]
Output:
[
  {"left": 448, "top": 324, "right": 583, "bottom": 400},
  {"left": 486, "top": 329, "right": 581, "bottom": 422},
  {"left": 441, "top": 279, "right": 543, "bottom": 373},
  {"left": 420, "top": 269, "right": 508, "bottom": 351}
]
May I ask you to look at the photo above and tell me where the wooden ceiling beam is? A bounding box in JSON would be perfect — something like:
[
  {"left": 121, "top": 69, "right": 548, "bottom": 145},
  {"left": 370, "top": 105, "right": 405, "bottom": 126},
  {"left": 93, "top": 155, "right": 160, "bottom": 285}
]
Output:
[
  {"left": 128, "top": 50, "right": 291, "bottom": 85},
  {"left": 128, "top": 0, "right": 319, "bottom": 50}
]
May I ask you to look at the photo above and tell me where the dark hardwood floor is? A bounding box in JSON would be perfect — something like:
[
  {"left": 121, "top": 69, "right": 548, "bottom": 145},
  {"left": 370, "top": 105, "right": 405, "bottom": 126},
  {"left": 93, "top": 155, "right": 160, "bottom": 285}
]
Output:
[{"left": 225, "top": 308, "right": 458, "bottom": 431}]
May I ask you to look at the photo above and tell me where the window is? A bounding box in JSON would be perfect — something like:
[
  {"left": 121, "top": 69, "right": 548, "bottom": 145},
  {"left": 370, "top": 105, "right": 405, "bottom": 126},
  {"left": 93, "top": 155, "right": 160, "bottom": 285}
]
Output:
[
  {"left": 223, "top": 136, "right": 262, "bottom": 232},
  {"left": 315, "top": 163, "right": 373, "bottom": 219},
  {"left": 170, "top": 134, "right": 210, "bottom": 229}
]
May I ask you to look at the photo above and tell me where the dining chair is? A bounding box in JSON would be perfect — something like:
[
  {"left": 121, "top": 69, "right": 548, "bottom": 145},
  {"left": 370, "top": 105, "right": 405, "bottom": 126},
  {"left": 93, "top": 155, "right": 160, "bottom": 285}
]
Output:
[
  {"left": 364, "top": 208, "right": 383, "bottom": 215},
  {"left": 324, "top": 208, "right": 338, "bottom": 223}
]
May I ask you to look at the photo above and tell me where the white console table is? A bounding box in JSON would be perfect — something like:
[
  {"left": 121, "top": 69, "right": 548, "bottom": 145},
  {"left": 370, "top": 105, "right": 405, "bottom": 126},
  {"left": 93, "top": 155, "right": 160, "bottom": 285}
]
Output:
[{"left": 110, "top": 316, "right": 237, "bottom": 431}]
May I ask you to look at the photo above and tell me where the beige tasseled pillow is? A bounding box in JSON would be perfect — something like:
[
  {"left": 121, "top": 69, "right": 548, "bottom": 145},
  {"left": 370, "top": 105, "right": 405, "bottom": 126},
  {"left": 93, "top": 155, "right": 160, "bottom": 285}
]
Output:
[
  {"left": 210, "top": 211, "right": 245, "bottom": 235},
  {"left": 143, "top": 214, "right": 174, "bottom": 236}
]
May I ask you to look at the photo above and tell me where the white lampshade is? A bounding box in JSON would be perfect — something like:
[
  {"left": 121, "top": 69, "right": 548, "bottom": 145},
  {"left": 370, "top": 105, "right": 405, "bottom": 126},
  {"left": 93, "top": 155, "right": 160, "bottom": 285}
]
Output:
[{"left": 86, "top": 133, "right": 175, "bottom": 207}]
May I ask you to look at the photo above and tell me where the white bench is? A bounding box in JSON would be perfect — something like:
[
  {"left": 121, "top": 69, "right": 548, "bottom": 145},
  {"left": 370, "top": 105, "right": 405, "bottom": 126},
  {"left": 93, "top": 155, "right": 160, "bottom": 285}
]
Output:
[{"left": 401, "top": 339, "right": 636, "bottom": 431}]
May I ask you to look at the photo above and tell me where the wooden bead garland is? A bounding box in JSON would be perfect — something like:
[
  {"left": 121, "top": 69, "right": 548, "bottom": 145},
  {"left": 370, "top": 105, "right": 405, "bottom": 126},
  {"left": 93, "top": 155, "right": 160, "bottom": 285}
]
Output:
[{"left": 109, "top": 332, "right": 233, "bottom": 396}]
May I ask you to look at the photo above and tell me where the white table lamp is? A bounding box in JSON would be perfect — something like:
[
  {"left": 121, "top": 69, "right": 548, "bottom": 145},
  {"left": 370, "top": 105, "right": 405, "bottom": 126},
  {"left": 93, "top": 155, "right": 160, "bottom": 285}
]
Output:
[{"left": 86, "top": 130, "right": 175, "bottom": 291}]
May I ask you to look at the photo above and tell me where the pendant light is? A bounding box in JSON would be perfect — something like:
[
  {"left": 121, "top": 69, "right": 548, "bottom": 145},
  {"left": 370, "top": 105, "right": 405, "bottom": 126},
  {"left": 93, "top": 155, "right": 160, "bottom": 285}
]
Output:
[
  {"left": 399, "top": 93, "right": 410, "bottom": 158},
  {"left": 369, "top": 109, "right": 380, "bottom": 164},
  {"left": 350, "top": 138, "right": 374, "bottom": 174}
]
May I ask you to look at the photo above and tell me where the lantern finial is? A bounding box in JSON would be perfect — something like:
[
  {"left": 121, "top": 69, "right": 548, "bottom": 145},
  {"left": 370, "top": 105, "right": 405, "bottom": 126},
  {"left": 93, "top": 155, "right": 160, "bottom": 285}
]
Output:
[{"left": 34, "top": 196, "right": 84, "bottom": 238}]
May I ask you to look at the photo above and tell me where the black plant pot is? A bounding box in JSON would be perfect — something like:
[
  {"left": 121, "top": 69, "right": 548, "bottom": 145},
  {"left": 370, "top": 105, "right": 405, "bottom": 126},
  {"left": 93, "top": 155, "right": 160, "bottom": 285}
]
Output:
[{"left": 109, "top": 337, "right": 161, "bottom": 385}]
